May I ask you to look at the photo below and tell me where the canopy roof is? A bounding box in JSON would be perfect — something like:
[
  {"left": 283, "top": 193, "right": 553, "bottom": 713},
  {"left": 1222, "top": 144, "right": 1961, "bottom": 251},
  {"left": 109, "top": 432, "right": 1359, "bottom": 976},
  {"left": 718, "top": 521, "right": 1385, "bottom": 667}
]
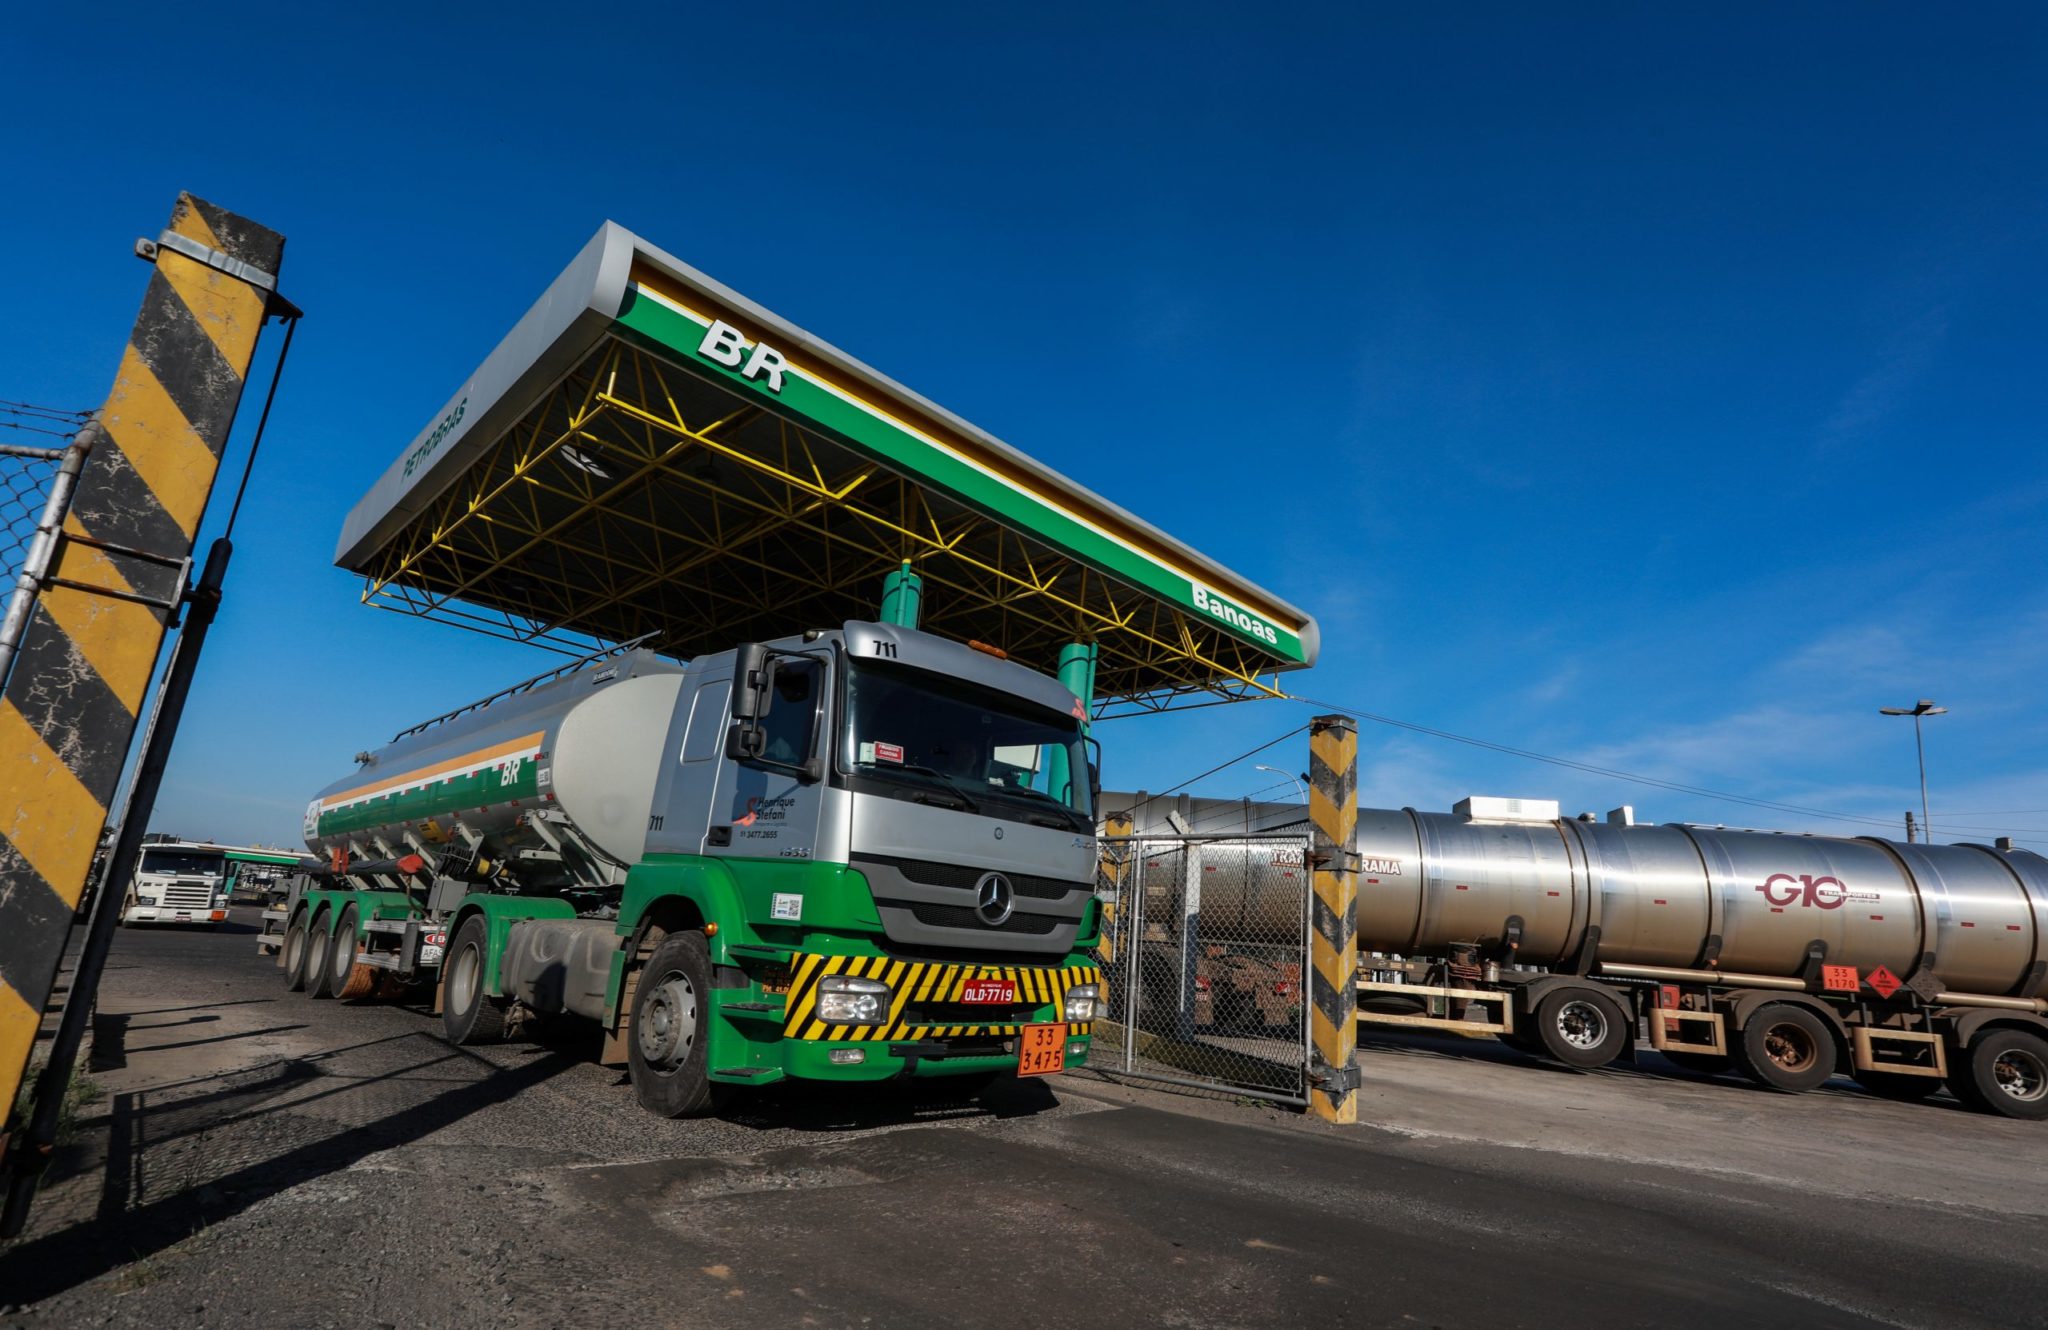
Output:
[{"left": 337, "top": 224, "right": 1318, "bottom": 715}]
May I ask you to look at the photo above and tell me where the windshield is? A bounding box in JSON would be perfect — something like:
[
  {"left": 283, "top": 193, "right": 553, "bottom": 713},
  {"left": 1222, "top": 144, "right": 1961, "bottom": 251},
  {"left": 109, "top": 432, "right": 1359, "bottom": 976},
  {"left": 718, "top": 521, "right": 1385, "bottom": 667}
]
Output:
[
  {"left": 140, "top": 850, "right": 225, "bottom": 878},
  {"left": 843, "top": 659, "right": 1094, "bottom": 825}
]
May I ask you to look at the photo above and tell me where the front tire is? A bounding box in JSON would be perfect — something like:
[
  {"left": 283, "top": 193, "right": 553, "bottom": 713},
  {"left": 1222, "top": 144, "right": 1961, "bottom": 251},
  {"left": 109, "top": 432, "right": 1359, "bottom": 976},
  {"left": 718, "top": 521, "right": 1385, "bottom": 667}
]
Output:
[
  {"left": 1533, "top": 986, "right": 1631, "bottom": 1068},
  {"left": 1735, "top": 1003, "right": 1836, "bottom": 1093},
  {"left": 1956, "top": 1029, "right": 2048, "bottom": 1120},
  {"left": 627, "top": 931, "right": 717, "bottom": 1118},
  {"left": 442, "top": 915, "right": 507, "bottom": 1045}
]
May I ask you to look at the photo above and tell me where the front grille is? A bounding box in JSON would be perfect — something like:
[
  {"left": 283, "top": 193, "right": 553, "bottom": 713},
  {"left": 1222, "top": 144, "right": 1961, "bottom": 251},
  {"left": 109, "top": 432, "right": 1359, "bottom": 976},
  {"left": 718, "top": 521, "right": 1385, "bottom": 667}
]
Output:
[
  {"left": 882, "top": 856, "right": 1084, "bottom": 902},
  {"left": 161, "top": 882, "right": 214, "bottom": 909},
  {"left": 907, "top": 902, "right": 1061, "bottom": 935}
]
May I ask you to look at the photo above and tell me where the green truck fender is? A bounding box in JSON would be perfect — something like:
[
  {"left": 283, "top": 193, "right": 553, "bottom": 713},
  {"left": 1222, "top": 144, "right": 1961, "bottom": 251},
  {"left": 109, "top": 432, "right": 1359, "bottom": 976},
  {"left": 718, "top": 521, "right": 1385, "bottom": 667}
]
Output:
[
  {"left": 603, "top": 857, "right": 747, "bottom": 1026},
  {"left": 445, "top": 893, "right": 577, "bottom": 998}
]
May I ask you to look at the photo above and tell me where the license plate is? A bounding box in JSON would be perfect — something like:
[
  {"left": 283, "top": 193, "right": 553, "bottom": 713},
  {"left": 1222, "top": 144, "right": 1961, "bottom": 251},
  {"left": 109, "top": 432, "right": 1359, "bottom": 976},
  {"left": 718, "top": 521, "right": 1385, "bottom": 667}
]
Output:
[
  {"left": 1017, "top": 1022, "right": 1067, "bottom": 1077},
  {"left": 960, "top": 978, "right": 1016, "bottom": 1004}
]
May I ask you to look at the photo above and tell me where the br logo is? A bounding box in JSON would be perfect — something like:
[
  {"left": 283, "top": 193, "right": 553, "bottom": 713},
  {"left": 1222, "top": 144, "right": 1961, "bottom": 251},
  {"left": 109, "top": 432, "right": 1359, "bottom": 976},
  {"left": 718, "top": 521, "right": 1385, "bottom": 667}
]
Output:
[{"left": 1756, "top": 872, "right": 1848, "bottom": 909}]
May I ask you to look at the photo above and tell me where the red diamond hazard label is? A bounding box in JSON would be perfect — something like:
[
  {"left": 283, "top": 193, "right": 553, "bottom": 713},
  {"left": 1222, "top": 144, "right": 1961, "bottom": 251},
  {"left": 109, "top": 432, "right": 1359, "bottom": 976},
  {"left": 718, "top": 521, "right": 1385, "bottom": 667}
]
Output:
[{"left": 1866, "top": 965, "right": 1902, "bottom": 999}]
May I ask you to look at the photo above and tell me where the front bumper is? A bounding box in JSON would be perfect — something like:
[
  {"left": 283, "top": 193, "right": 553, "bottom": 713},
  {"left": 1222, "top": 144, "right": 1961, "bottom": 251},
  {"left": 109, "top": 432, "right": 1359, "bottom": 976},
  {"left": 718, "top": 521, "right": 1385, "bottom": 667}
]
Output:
[
  {"left": 780, "top": 1029, "right": 1093, "bottom": 1081},
  {"left": 707, "top": 955, "right": 1101, "bottom": 1084},
  {"left": 124, "top": 905, "right": 226, "bottom": 924}
]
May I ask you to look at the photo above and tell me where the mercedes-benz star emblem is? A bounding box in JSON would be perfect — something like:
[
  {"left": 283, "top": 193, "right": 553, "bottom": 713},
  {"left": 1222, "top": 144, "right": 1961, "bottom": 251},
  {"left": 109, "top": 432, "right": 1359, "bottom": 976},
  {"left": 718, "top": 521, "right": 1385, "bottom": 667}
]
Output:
[{"left": 974, "top": 872, "right": 1015, "bottom": 927}]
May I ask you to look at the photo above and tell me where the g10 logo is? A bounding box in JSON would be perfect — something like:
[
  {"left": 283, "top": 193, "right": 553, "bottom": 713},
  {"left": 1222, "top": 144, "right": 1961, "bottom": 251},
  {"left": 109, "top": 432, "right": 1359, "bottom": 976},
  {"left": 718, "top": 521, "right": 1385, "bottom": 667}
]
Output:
[{"left": 1756, "top": 873, "right": 1847, "bottom": 909}]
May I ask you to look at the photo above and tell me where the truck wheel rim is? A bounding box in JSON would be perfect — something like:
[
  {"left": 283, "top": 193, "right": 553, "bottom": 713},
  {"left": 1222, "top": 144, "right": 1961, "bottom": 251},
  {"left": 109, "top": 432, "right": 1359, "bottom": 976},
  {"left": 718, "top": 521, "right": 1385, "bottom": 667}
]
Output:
[
  {"left": 1763, "top": 1022, "right": 1817, "bottom": 1073},
  {"left": 283, "top": 926, "right": 304, "bottom": 974},
  {"left": 638, "top": 971, "right": 698, "bottom": 1071},
  {"left": 1556, "top": 1000, "right": 1607, "bottom": 1050},
  {"left": 1993, "top": 1046, "right": 2047, "bottom": 1103}
]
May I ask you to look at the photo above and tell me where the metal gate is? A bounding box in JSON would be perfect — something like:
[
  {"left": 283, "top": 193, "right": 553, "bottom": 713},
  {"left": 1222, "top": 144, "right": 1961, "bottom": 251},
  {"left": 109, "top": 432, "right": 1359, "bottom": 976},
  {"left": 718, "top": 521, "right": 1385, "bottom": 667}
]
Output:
[{"left": 1088, "top": 832, "right": 1313, "bottom": 1105}]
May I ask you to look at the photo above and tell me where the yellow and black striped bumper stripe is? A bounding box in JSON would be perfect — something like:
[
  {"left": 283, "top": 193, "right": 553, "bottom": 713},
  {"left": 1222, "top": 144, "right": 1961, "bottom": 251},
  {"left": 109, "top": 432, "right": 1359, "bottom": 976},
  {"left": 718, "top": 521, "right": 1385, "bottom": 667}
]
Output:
[
  {"left": 779, "top": 955, "right": 1103, "bottom": 1043},
  {"left": 0, "top": 196, "right": 283, "bottom": 1114}
]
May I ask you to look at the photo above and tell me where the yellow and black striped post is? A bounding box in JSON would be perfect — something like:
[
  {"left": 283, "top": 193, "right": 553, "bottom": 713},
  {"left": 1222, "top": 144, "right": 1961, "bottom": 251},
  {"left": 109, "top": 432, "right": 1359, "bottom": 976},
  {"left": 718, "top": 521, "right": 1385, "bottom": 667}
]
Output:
[
  {"left": 0, "top": 196, "right": 283, "bottom": 1133},
  {"left": 1096, "top": 810, "right": 1133, "bottom": 968},
  {"left": 1308, "top": 713, "right": 1361, "bottom": 1123}
]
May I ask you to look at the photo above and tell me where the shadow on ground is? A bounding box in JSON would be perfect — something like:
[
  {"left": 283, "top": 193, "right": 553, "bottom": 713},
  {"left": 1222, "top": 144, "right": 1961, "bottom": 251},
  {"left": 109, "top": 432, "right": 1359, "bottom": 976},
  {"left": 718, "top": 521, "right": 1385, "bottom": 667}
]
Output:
[{"left": 0, "top": 1035, "right": 579, "bottom": 1306}]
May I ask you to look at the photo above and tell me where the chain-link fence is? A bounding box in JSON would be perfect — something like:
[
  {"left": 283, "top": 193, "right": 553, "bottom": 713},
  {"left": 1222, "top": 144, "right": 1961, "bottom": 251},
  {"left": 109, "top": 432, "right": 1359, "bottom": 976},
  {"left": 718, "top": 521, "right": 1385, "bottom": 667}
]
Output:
[
  {"left": 1, "top": 422, "right": 88, "bottom": 692},
  {"left": 2, "top": 447, "right": 64, "bottom": 575},
  {"left": 1087, "top": 833, "right": 1312, "bottom": 1105}
]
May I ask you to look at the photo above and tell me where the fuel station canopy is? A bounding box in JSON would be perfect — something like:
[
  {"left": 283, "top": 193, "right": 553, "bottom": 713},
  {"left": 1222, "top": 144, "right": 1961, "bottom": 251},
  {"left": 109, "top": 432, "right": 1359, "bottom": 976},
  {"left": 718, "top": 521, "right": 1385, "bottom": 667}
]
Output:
[{"left": 336, "top": 225, "right": 1318, "bottom": 715}]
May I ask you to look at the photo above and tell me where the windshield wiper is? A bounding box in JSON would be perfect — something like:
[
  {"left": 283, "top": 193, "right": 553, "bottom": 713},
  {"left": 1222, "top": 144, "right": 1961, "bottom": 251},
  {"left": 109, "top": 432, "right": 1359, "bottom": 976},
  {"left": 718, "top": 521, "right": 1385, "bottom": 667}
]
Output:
[
  {"left": 992, "top": 784, "right": 1089, "bottom": 830},
  {"left": 869, "top": 761, "right": 982, "bottom": 814}
]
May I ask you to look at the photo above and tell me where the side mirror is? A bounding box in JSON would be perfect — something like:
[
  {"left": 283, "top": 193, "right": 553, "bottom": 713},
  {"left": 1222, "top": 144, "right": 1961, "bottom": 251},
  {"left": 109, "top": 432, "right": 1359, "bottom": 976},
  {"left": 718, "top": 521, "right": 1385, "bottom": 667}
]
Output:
[
  {"left": 725, "top": 719, "right": 766, "bottom": 762},
  {"left": 729, "top": 643, "right": 771, "bottom": 720}
]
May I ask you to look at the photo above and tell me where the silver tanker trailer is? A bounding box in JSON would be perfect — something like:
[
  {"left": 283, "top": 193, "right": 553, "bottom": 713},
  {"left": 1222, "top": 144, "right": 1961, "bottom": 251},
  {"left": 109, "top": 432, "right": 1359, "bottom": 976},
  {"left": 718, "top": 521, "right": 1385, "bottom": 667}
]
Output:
[{"left": 1104, "top": 791, "right": 2048, "bottom": 1120}]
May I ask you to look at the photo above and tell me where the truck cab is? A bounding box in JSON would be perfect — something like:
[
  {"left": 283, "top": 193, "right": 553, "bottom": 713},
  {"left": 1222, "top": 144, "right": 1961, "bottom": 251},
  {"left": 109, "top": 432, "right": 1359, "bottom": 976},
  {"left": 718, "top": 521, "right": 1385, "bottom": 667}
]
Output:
[
  {"left": 595, "top": 622, "right": 1104, "bottom": 1111},
  {"left": 646, "top": 621, "right": 1099, "bottom": 949},
  {"left": 121, "top": 842, "right": 230, "bottom": 927}
]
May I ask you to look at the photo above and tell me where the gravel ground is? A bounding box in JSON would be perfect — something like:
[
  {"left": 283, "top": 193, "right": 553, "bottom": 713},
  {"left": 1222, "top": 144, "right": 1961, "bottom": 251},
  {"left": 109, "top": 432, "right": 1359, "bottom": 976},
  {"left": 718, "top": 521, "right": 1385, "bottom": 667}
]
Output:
[{"left": 4, "top": 911, "right": 2045, "bottom": 1329}]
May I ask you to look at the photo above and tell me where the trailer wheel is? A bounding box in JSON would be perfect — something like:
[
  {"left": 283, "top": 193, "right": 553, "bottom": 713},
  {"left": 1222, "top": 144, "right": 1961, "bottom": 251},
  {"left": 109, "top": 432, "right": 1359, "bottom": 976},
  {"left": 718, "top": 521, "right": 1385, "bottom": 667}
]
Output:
[
  {"left": 1852, "top": 1069, "right": 1940, "bottom": 1102},
  {"left": 1735, "top": 1003, "right": 1836, "bottom": 1093},
  {"left": 1534, "top": 986, "right": 1630, "bottom": 1068},
  {"left": 627, "top": 931, "right": 718, "bottom": 1118},
  {"left": 324, "top": 905, "right": 361, "bottom": 998},
  {"left": 442, "top": 916, "right": 507, "bottom": 1045},
  {"left": 1955, "top": 1029, "right": 2048, "bottom": 1121},
  {"left": 282, "top": 912, "right": 311, "bottom": 992},
  {"left": 306, "top": 910, "right": 339, "bottom": 999}
]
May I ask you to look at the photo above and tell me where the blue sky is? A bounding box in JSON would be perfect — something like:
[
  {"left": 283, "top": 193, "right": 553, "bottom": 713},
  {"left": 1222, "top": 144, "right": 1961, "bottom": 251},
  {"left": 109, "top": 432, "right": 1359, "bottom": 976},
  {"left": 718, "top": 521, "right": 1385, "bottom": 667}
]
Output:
[{"left": 4, "top": 3, "right": 2044, "bottom": 849}]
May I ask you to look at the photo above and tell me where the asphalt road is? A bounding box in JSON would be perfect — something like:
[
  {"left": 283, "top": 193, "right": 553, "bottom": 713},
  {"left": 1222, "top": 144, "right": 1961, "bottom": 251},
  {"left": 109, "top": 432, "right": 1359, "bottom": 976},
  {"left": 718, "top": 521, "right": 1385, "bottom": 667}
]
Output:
[{"left": 3, "top": 912, "right": 2045, "bottom": 1328}]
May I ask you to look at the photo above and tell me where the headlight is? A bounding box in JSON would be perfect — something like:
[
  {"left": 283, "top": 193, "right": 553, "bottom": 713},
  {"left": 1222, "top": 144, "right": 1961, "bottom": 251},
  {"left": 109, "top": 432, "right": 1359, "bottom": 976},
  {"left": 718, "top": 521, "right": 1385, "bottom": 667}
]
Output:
[
  {"left": 1064, "top": 983, "right": 1099, "bottom": 1023},
  {"left": 136, "top": 892, "right": 159, "bottom": 905},
  {"left": 817, "top": 974, "right": 892, "bottom": 1025}
]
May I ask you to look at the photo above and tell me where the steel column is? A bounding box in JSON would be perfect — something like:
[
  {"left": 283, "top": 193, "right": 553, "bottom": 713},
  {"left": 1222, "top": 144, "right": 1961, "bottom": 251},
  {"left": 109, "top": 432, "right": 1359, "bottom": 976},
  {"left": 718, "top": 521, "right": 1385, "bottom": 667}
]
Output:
[{"left": 878, "top": 559, "right": 922, "bottom": 628}]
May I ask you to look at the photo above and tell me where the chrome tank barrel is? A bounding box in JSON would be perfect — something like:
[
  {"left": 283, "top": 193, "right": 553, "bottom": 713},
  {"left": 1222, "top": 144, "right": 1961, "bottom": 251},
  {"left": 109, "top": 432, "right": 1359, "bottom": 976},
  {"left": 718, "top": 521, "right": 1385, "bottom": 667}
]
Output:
[
  {"left": 1355, "top": 809, "right": 2048, "bottom": 998},
  {"left": 1101, "top": 792, "right": 2048, "bottom": 998},
  {"left": 304, "top": 651, "right": 686, "bottom": 870}
]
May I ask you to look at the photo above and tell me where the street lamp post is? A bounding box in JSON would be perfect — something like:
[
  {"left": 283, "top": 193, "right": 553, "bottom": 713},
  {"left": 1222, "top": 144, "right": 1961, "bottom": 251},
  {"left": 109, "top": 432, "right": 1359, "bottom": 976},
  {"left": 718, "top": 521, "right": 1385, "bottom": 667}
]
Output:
[
  {"left": 1879, "top": 699, "right": 1947, "bottom": 842},
  {"left": 1254, "top": 764, "right": 1309, "bottom": 810}
]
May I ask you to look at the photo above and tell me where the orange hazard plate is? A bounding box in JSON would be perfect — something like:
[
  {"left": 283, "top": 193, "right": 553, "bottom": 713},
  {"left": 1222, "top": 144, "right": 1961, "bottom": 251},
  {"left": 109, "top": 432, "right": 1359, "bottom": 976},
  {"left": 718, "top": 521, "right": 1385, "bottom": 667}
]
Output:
[{"left": 1017, "top": 1022, "right": 1068, "bottom": 1077}]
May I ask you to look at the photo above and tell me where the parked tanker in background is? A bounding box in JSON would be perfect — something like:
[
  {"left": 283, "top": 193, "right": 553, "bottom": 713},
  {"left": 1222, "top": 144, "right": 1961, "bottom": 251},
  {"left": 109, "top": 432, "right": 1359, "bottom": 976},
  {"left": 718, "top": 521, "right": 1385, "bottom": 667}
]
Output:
[
  {"left": 1105, "top": 792, "right": 2048, "bottom": 1120},
  {"left": 270, "top": 624, "right": 1106, "bottom": 1117}
]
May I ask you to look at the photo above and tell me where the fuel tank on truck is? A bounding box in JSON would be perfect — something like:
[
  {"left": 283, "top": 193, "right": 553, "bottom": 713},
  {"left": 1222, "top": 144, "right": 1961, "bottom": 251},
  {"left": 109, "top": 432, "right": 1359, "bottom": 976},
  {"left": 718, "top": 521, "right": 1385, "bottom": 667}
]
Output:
[
  {"left": 304, "top": 651, "right": 687, "bottom": 874},
  {"left": 1105, "top": 791, "right": 2048, "bottom": 999}
]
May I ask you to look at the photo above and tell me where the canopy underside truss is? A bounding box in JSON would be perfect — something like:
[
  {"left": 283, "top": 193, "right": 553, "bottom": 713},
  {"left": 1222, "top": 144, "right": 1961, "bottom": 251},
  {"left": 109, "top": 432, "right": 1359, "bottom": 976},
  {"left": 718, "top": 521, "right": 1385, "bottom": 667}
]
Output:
[{"left": 358, "top": 336, "right": 1288, "bottom": 716}]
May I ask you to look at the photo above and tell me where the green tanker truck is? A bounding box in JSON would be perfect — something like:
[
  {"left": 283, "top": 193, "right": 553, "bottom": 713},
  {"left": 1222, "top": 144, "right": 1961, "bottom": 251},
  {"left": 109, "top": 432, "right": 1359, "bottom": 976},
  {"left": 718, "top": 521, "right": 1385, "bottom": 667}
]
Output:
[{"left": 277, "top": 621, "right": 1104, "bottom": 1115}]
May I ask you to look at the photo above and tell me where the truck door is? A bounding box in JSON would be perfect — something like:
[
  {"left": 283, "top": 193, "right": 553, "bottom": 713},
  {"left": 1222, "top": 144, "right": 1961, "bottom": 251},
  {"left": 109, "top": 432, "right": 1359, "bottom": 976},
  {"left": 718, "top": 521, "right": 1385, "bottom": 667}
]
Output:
[{"left": 705, "top": 657, "right": 826, "bottom": 863}]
